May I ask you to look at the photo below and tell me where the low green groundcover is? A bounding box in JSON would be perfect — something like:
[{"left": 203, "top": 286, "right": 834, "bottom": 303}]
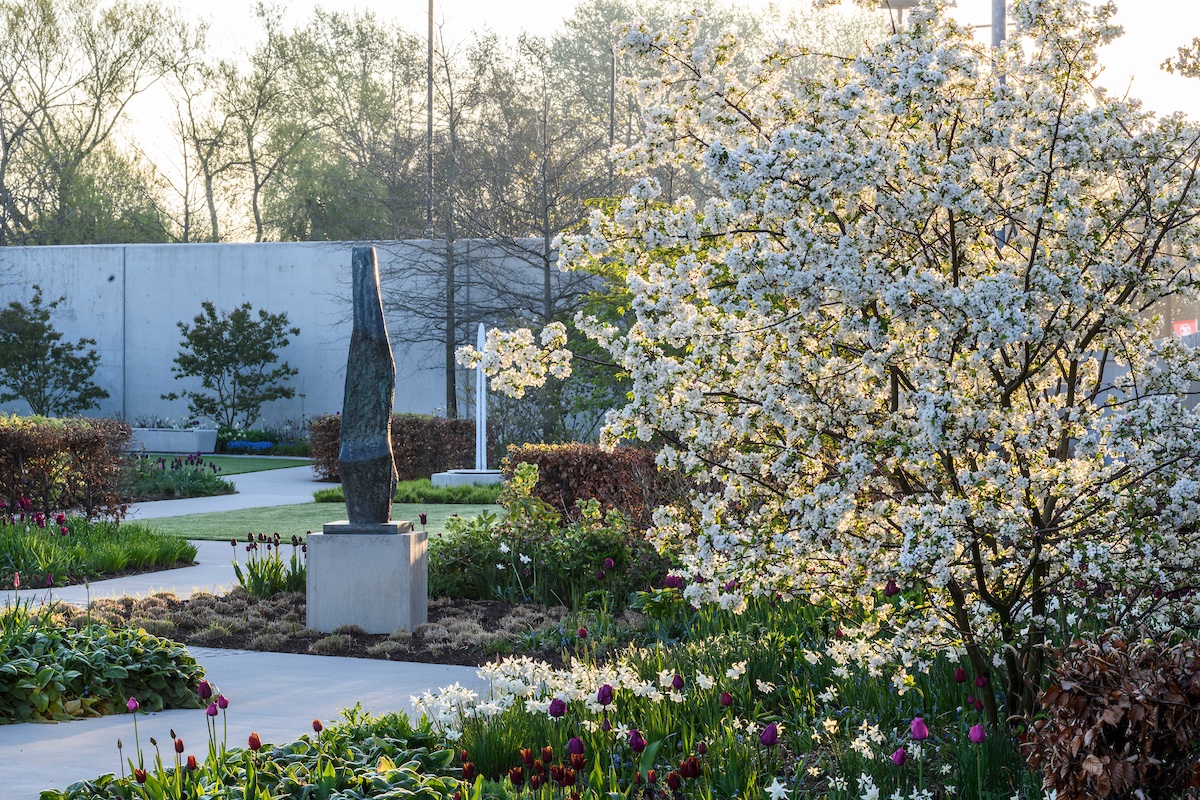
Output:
[
  {"left": 0, "top": 603, "right": 204, "bottom": 724},
  {"left": 43, "top": 706, "right": 457, "bottom": 800}
]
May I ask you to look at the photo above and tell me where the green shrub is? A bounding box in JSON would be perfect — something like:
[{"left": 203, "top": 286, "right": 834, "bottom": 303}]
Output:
[
  {"left": 0, "top": 414, "right": 130, "bottom": 518},
  {"left": 429, "top": 464, "right": 667, "bottom": 609},
  {"left": 0, "top": 516, "right": 196, "bottom": 588},
  {"left": 310, "top": 413, "right": 475, "bottom": 481},
  {"left": 313, "top": 478, "right": 501, "bottom": 505},
  {"left": 0, "top": 602, "right": 205, "bottom": 723},
  {"left": 123, "top": 453, "right": 234, "bottom": 501}
]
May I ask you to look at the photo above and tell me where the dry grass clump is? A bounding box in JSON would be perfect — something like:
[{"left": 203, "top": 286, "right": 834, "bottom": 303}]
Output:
[
  {"left": 367, "top": 640, "right": 412, "bottom": 659},
  {"left": 310, "top": 634, "right": 352, "bottom": 654},
  {"left": 332, "top": 624, "right": 366, "bottom": 636}
]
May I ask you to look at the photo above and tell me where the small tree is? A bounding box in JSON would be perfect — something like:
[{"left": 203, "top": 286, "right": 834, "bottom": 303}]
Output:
[
  {"left": 0, "top": 285, "right": 109, "bottom": 416},
  {"left": 164, "top": 301, "right": 300, "bottom": 430},
  {"left": 466, "top": 0, "right": 1200, "bottom": 725}
]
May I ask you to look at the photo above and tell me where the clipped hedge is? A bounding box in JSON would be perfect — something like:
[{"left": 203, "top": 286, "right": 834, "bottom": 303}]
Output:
[
  {"left": 0, "top": 415, "right": 130, "bottom": 518},
  {"left": 501, "top": 443, "right": 685, "bottom": 529},
  {"left": 310, "top": 413, "right": 475, "bottom": 481}
]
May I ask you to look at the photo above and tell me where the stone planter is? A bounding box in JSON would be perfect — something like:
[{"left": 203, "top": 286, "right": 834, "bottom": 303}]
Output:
[{"left": 130, "top": 428, "right": 219, "bottom": 454}]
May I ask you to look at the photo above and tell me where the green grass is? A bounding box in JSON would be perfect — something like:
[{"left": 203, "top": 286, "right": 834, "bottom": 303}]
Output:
[
  {"left": 138, "top": 453, "right": 312, "bottom": 475},
  {"left": 0, "top": 517, "right": 197, "bottom": 587},
  {"left": 313, "top": 478, "right": 502, "bottom": 505},
  {"left": 145, "top": 502, "right": 500, "bottom": 541}
]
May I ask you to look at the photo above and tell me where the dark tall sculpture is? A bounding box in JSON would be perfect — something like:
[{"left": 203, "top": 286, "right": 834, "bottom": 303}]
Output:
[{"left": 339, "top": 246, "right": 398, "bottom": 523}]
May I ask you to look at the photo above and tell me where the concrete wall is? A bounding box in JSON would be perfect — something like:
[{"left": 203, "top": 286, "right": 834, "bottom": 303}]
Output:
[{"left": 0, "top": 241, "right": 466, "bottom": 426}]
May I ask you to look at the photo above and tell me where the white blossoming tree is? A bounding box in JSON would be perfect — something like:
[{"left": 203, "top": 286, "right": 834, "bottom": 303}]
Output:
[{"left": 462, "top": 0, "right": 1200, "bottom": 723}]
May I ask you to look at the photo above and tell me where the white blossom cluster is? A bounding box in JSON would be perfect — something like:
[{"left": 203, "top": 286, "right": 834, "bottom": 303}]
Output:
[{"left": 462, "top": 0, "right": 1200, "bottom": 696}]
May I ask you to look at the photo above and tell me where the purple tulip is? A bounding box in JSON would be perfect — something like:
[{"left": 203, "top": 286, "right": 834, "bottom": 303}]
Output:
[
  {"left": 603, "top": 557, "right": 615, "bottom": 570},
  {"left": 720, "top": 691, "right": 733, "bottom": 707},
  {"left": 596, "top": 569, "right": 606, "bottom": 580},
  {"left": 974, "top": 673, "right": 989, "bottom": 688},
  {"left": 601, "top": 717, "right": 612, "bottom": 732},
  {"left": 672, "top": 674, "right": 684, "bottom": 690},
  {"left": 891, "top": 747, "right": 906, "bottom": 766},
  {"left": 759, "top": 723, "right": 779, "bottom": 746},
  {"left": 548, "top": 698, "right": 567, "bottom": 718},
  {"left": 126, "top": 697, "right": 139, "bottom": 713},
  {"left": 217, "top": 694, "right": 229, "bottom": 710},
  {"left": 197, "top": 680, "right": 212, "bottom": 700},
  {"left": 567, "top": 737, "right": 585, "bottom": 755},
  {"left": 910, "top": 717, "right": 929, "bottom": 741},
  {"left": 968, "top": 723, "right": 986, "bottom": 744},
  {"left": 597, "top": 684, "right": 614, "bottom": 706},
  {"left": 205, "top": 703, "right": 218, "bottom": 716},
  {"left": 953, "top": 667, "right": 967, "bottom": 683},
  {"left": 629, "top": 729, "right": 647, "bottom": 753},
  {"left": 884, "top": 579, "right": 900, "bottom": 597}
]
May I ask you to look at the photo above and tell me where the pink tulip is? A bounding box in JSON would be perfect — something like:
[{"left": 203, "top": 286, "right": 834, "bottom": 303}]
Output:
[
  {"left": 969, "top": 723, "right": 986, "bottom": 744},
  {"left": 891, "top": 747, "right": 906, "bottom": 765},
  {"left": 910, "top": 717, "right": 929, "bottom": 740}
]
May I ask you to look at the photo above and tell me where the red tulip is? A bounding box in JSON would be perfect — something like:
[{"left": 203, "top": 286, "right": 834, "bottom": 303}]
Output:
[
  {"left": 541, "top": 746, "right": 554, "bottom": 763},
  {"left": 508, "top": 766, "right": 524, "bottom": 786},
  {"left": 175, "top": 737, "right": 185, "bottom": 754},
  {"left": 248, "top": 732, "right": 262, "bottom": 751},
  {"left": 953, "top": 667, "right": 967, "bottom": 683},
  {"left": 577, "top": 627, "right": 588, "bottom": 639},
  {"left": 667, "top": 771, "right": 682, "bottom": 790},
  {"left": 646, "top": 769, "right": 657, "bottom": 784},
  {"left": 133, "top": 768, "right": 147, "bottom": 784},
  {"left": 313, "top": 719, "right": 323, "bottom": 733},
  {"left": 186, "top": 754, "right": 198, "bottom": 771},
  {"left": 463, "top": 762, "right": 476, "bottom": 781}
]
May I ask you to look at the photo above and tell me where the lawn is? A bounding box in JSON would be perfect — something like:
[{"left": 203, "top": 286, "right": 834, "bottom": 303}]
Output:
[
  {"left": 144, "top": 502, "right": 499, "bottom": 541},
  {"left": 137, "top": 454, "right": 312, "bottom": 475}
]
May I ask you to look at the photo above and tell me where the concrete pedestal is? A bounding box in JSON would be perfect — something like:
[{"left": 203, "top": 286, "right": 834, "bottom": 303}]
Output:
[
  {"left": 306, "top": 523, "right": 427, "bottom": 634},
  {"left": 430, "top": 469, "right": 504, "bottom": 487}
]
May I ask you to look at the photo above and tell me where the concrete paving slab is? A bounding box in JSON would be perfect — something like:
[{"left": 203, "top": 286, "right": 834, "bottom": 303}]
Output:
[
  {"left": 0, "top": 648, "right": 485, "bottom": 799},
  {"left": 125, "top": 466, "right": 333, "bottom": 520}
]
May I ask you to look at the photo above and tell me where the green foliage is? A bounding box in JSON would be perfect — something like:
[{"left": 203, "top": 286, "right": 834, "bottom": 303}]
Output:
[
  {"left": 0, "top": 287, "right": 109, "bottom": 416},
  {"left": 232, "top": 538, "right": 306, "bottom": 598},
  {"left": 42, "top": 706, "right": 458, "bottom": 800},
  {"left": 0, "top": 516, "right": 196, "bottom": 588},
  {"left": 123, "top": 453, "right": 234, "bottom": 501},
  {"left": 313, "top": 478, "right": 501, "bottom": 505},
  {"left": 163, "top": 302, "right": 300, "bottom": 430},
  {"left": 429, "top": 464, "right": 666, "bottom": 608},
  {"left": 0, "top": 602, "right": 204, "bottom": 723}
]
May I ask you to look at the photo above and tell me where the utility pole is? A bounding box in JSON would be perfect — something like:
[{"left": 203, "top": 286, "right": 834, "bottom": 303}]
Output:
[
  {"left": 992, "top": 0, "right": 1006, "bottom": 47},
  {"left": 427, "top": 0, "right": 434, "bottom": 242},
  {"left": 609, "top": 45, "right": 616, "bottom": 189}
]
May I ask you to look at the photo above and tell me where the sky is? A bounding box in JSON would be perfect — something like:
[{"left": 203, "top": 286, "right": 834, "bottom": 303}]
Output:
[{"left": 177, "top": 0, "right": 1200, "bottom": 116}]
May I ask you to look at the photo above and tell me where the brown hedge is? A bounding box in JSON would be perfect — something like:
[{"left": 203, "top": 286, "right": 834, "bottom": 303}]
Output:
[
  {"left": 0, "top": 415, "right": 131, "bottom": 518},
  {"left": 1024, "top": 634, "right": 1200, "bottom": 800},
  {"left": 501, "top": 443, "right": 685, "bottom": 529},
  {"left": 309, "top": 413, "right": 475, "bottom": 482}
]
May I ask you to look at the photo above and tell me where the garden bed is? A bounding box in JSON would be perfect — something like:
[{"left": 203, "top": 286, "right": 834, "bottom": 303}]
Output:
[{"left": 63, "top": 590, "right": 619, "bottom": 668}]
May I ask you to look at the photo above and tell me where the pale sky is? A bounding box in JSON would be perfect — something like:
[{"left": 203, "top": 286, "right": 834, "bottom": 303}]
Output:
[{"left": 178, "top": 0, "right": 1200, "bottom": 116}]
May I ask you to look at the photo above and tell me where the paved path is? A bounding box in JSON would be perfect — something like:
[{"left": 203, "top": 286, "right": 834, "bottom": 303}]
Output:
[
  {"left": 126, "top": 465, "right": 330, "bottom": 520},
  {"left": 1, "top": 463, "right": 488, "bottom": 799}
]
